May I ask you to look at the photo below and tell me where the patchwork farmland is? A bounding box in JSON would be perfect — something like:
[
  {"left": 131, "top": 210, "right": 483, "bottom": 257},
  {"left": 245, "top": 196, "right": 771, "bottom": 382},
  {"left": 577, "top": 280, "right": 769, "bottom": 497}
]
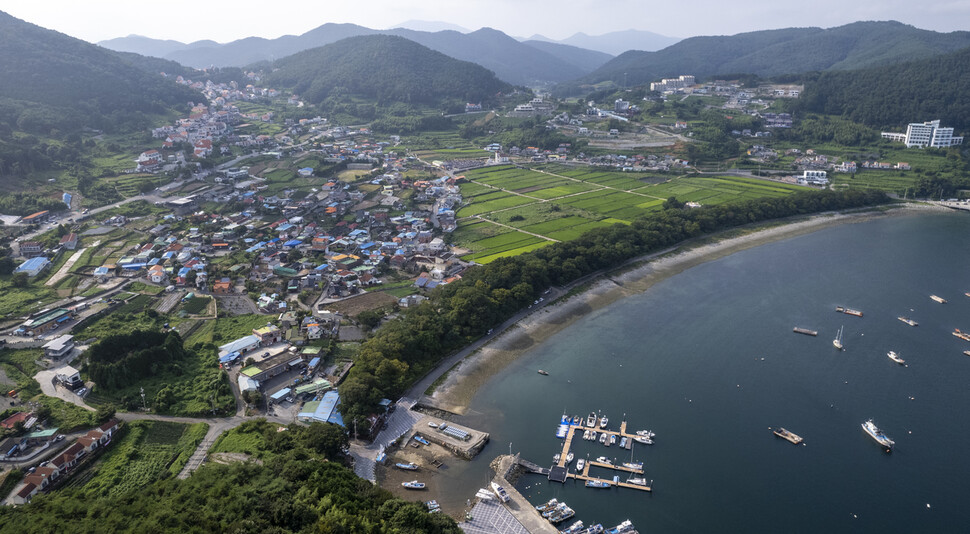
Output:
[{"left": 452, "top": 164, "right": 808, "bottom": 263}]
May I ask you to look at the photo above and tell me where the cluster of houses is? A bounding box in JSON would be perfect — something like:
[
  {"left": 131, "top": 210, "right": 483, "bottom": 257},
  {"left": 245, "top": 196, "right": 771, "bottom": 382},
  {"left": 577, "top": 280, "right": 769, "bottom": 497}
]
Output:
[{"left": 6, "top": 419, "right": 120, "bottom": 505}]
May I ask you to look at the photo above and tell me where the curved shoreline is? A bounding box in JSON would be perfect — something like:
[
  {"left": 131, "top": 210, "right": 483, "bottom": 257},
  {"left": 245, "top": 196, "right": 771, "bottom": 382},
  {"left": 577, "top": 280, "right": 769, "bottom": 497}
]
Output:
[{"left": 426, "top": 202, "right": 949, "bottom": 414}]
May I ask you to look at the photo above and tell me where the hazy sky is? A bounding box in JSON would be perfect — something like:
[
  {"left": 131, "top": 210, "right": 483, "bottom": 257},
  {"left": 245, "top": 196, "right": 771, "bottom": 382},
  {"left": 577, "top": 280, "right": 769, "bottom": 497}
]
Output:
[{"left": 2, "top": 0, "right": 969, "bottom": 43}]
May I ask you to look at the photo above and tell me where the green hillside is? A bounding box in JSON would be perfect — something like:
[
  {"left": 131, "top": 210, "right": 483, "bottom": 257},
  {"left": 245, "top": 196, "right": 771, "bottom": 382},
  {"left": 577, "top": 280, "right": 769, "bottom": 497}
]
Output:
[
  {"left": 0, "top": 11, "right": 198, "bottom": 133},
  {"left": 565, "top": 21, "right": 970, "bottom": 91},
  {"left": 263, "top": 35, "right": 512, "bottom": 107},
  {"left": 798, "top": 45, "right": 970, "bottom": 130}
]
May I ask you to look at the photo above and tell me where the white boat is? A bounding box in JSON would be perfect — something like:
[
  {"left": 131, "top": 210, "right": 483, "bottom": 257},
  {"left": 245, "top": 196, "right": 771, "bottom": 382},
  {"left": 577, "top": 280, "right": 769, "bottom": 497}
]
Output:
[
  {"left": 586, "top": 480, "right": 611, "bottom": 488},
  {"left": 833, "top": 325, "right": 844, "bottom": 350},
  {"left": 565, "top": 452, "right": 575, "bottom": 464},
  {"left": 595, "top": 456, "right": 612, "bottom": 465},
  {"left": 606, "top": 520, "right": 634, "bottom": 534},
  {"left": 619, "top": 436, "right": 627, "bottom": 448},
  {"left": 930, "top": 294, "right": 947, "bottom": 304},
  {"left": 394, "top": 462, "right": 419, "bottom": 470},
  {"left": 609, "top": 435, "right": 617, "bottom": 445},
  {"left": 427, "top": 422, "right": 438, "bottom": 428},
  {"left": 587, "top": 412, "right": 598, "bottom": 427},
  {"left": 599, "top": 415, "right": 609, "bottom": 429},
  {"left": 561, "top": 520, "right": 585, "bottom": 534},
  {"left": 635, "top": 430, "right": 655, "bottom": 438},
  {"left": 632, "top": 436, "right": 653, "bottom": 445},
  {"left": 599, "top": 433, "right": 608, "bottom": 444},
  {"left": 491, "top": 481, "right": 511, "bottom": 502},
  {"left": 887, "top": 351, "right": 905, "bottom": 364},
  {"left": 576, "top": 458, "right": 585, "bottom": 471},
  {"left": 588, "top": 431, "right": 597, "bottom": 441},
  {"left": 621, "top": 461, "right": 643, "bottom": 471},
  {"left": 535, "top": 498, "right": 560, "bottom": 512},
  {"left": 402, "top": 480, "right": 426, "bottom": 489},
  {"left": 627, "top": 477, "right": 650, "bottom": 486},
  {"left": 583, "top": 429, "right": 591, "bottom": 440},
  {"left": 862, "top": 419, "right": 895, "bottom": 451}
]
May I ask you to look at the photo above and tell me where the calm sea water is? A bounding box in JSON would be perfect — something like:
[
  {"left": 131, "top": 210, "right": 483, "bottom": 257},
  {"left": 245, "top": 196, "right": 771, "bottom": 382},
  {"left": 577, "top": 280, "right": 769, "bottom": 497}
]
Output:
[{"left": 449, "top": 211, "right": 970, "bottom": 532}]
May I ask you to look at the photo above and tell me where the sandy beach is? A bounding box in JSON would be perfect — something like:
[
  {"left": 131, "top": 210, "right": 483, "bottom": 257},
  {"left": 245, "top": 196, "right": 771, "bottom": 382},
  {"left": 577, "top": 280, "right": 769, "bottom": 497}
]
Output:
[{"left": 425, "top": 203, "right": 948, "bottom": 414}]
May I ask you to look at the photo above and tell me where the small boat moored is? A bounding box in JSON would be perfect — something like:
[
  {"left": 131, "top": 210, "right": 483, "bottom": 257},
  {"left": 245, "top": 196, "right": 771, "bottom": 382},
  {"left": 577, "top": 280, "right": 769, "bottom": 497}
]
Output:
[
  {"left": 930, "top": 294, "right": 947, "bottom": 304},
  {"left": 402, "top": 480, "right": 426, "bottom": 490},
  {"left": 538, "top": 369, "right": 549, "bottom": 375},
  {"left": 394, "top": 462, "right": 419, "bottom": 470},
  {"left": 599, "top": 415, "right": 609, "bottom": 429},
  {"left": 833, "top": 325, "right": 844, "bottom": 350},
  {"left": 595, "top": 456, "right": 612, "bottom": 465},
  {"left": 772, "top": 427, "right": 804, "bottom": 444},
  {"left": 887, "top": 351, "right": 906, "bottom": 365},
  {"left": 576, "top": 458, "right": 585, "bottom": 471},
  {"left": 587, "top": 412, "right": 598, "bottom": 427},
  {"left": 491, "top": 481, "right": 511, "bottom": 502},
  {"left": 836, "top": 306, "right": 864, "bottom": 317},
  {"left": 586, "top": 480, "right": 611, "bottom": 488},
  {"left": 897, "top": 316, "right": 918, "bottom": 327}
]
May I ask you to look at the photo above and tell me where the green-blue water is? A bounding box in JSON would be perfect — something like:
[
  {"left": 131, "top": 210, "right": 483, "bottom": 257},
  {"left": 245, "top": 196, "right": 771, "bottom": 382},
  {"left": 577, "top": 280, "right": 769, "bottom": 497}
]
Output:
[{"left": 454, "top": 212, "right": 970, "bottom": 532}]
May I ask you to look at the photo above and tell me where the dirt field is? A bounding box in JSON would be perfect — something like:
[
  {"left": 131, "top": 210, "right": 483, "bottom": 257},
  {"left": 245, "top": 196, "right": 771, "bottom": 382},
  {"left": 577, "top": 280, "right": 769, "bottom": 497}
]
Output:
[{"left": 322, "top": 291, "right": 399, "bottom": 316}]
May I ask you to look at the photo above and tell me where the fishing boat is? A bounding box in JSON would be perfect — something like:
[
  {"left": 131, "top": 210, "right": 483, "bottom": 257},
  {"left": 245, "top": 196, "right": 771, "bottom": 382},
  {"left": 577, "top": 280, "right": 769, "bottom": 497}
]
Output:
[
  {"left": 561, "top": 520, "right": 585, "bottom": 534},
  {"left": 491, "top": 481, "right": 511, "bottom": 502},
  {"left": 599, "top": 415, "right": 609, "bottom": 429},
  {"left": 543, "top": 503, "right": 568, "bottom": 518},
  {"left": 425, "top": 500, "right": 440, "bottom": 512},
  {"left": 586, "top": 480, "right": 611, "bottom": 488},
  {"left": 606, "top": 520, "right": 635, "bottom": 534},
  {"left": 897, "top": 316, "right": 918, "bottom": 327},
  {"left": 587, "top": 412, "right": 598, "bottom": 427},
  {"left": 931, "top": 294, "right": 947, "bottom": 304},
  {"left": 549, "top": 506, "right": 575, "bottom": 523},
  {"left": 595, "top": 456, "right": 613, "bottom": 465},
  {"left": 576, "top": 458, "right": 585, "bottom": 471},
  {"left": 632, "top": 436, "right": 653, "bottom": 445},
  {"left": 862, "top": 419, "right": 895, "bottom": 451},
  {"left": 584, "top": 524, "right": 605, "bottom": 534},
  {"left": 887, "top": 351, "right": 905, "bottom": 364},
  {"left": 394, "top": 462, "right": 419, "bottom": 470},
  {"left": 535, "top": 498, "right": 560, "bottom": 512},
  {"left": 402, "top": 480, "right": 426, "bottom": 489},
  {"left": 772, "top": 427, "right": 803, "bottom": 444},
  {"left": 833, "top": 325, "right": 844, "bottom": 350},
  {"left": 538, "top": 369, "right": 549, "bottom": 375},
  {"left": 413, "top": 435, "right": 430, "bottom": 445}
]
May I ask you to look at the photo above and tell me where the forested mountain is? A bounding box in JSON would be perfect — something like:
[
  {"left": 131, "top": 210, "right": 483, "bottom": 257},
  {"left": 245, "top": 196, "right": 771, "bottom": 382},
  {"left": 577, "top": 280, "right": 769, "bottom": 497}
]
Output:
[
  {"left": 521, "top": 39, "right": 614, "bottom": 73},
  {"left": 565, "top": 21, "right": 970, "bottom": 92},
  {"left": 527, "top": 29, "right": 681, "bottom": 55},
  {"left": 99, "top": 24, "right": 607, "bottom": 84},
  {"left": 0, "top": 11, "right": 197, "bottom": 134},
  {"left": 797, "top": 46, "right": 970, "bottom": 131},
  {"left": 262, "top": 35, "right": 512, "bottom": 107}
]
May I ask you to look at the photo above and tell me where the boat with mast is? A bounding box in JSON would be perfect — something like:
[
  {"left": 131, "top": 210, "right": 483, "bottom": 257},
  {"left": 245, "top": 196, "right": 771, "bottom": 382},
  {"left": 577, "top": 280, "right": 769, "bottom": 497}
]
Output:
[{"left": 833, "top": 325, "right": 844, "bottom": 350}]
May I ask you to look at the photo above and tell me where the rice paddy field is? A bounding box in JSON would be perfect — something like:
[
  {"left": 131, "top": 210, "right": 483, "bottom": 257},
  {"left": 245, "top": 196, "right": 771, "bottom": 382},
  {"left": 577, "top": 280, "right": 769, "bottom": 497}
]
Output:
[{"left": 452, "top": 164, "right": 809, "bottom": 263}]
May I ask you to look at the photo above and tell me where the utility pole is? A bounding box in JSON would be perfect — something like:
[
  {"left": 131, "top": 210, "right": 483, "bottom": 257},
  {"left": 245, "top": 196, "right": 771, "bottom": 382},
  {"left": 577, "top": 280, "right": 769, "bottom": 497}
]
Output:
[{"left": 140, "top": 387, "right": 146, "bottom": 411}]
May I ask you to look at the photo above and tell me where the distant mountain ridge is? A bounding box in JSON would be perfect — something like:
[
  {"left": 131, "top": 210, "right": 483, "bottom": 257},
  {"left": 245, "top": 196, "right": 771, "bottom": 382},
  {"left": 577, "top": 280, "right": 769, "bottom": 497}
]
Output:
[
  {"left": 527, "top": 29, "right": 681, "bottom": 55},
  {"left": 569, "top": 21, "right": 970, "bottom": 90},
  {"left": 262, "top": 35, "right": 511, "bottom": 107},
  {"left": 98, "top": 24, "right": 614, "bottom": 85}
]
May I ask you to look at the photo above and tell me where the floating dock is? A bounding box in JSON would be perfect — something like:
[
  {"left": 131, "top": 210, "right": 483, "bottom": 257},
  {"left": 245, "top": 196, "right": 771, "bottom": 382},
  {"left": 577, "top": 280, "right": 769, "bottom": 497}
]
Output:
[
  {"left": 792, "top": 327, "right": 818, "bottom": 336},
  {"left": 544, "top": 420, "right": 652, "bottom": 492}
]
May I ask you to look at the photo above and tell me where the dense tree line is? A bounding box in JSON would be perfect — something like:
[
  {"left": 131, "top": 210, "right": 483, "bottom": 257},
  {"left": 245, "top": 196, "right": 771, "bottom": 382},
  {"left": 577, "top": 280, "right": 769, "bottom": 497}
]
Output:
[
  {"left": 0, "top": 191, "right": 66, "bottom": 216},
  {"left": 797, "top": 46, "right": 970, "bottom": 131},
  {"left": 0, "top": 419, "right": 457, "bottom": 533},
  {"left": 263, "top": 35, "right": 511, "bottom": 109},
  {"left": 339, "top": 189, "right": 889, "bottom": 425},
  {"left": 84, "top": 331, "right": 188, "bottom": 390}
]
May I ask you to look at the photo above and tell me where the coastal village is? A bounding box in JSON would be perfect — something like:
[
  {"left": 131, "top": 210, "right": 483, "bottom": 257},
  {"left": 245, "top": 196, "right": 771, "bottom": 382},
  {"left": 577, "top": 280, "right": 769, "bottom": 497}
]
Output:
[{"left": 1, "top": 61, "right": 966, "bottom": 533}]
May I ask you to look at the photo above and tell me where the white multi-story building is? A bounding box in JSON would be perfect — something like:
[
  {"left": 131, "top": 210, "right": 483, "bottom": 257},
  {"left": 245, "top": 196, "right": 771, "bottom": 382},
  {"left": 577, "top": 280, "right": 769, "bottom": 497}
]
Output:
[
  {"left": 650, "top": 75, "right": 696, "bottom": 92},
  {"left": 881, "top": 120, "right": 964, "bottom": 148}
]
